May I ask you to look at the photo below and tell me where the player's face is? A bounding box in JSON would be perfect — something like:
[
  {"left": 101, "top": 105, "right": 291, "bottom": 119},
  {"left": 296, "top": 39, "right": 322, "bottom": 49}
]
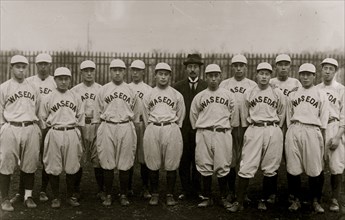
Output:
[
  {"left": 206, "top": 72, "right": 221, "bottom": 90},
  {"left": 256, "top": 70, "right": 272, "bottom": 85},
  {"left": 131, "top": 68, "right": 144, "bottom": 83},
  {"left": 110, "top": 67, "right": 125, "bottom": 85},
  {"left": 232, "top": 63, "right": 247, "bottom": 80},
  {"left": 299, "top": 72, "right": 315, "bottom": 89},
  {"left": 275, "top": 61, "right": 291, "bottom": 78},
  {"left": 54, "top": 75, "right": 71, "bottom": 92},
  {"left": 321, "top": 64, "right": 337, "bottom": 83},
  {"left": 81, "top": 68, "right": 95, "bottom": 83},
  {"left": 11, "top": 63, "right": 28, "bottom": 82},
  {"left": 155, "top": 70, "right": 171, "bottom": 87},
  {"left": 186, "top": 63, "right": 200, "bottom": 80},
  {"left": 36, "top": 62, "right": 51, "bottom": 76}
]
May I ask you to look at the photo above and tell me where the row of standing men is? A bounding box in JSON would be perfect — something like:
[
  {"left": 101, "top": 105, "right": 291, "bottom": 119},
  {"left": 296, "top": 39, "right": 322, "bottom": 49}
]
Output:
[{"left": 0, "top": 53, "right": 344, "bottom": 215}]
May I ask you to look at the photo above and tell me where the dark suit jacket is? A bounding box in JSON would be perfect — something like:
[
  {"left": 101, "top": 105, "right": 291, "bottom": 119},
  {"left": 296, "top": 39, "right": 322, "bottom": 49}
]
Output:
[{"left": 173, "top": 78, "right": 208, "bottom": 136}]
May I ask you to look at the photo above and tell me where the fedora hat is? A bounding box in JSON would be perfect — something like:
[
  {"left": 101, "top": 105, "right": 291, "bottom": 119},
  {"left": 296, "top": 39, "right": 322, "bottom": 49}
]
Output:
[{"left": 183, "top": 54, "right": 203, "bottom": 65}]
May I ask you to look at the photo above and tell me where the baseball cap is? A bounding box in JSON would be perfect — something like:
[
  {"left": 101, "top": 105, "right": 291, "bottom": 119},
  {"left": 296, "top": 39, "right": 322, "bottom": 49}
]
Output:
[
  {"left": 155, "top": 63, "right": 172, "bottom": 72},
  {"left": 205, "top": 64, "right": 221, "bottom": 73},
  {"left": 110, "top": 59, "right": 126, "bottom": 69},
  {"left": 54, "top": 67, "right": 72, "bottom": 77},
  {"left": 275, "top": 54, "right": 291, "bottom": 64},
  {"left": 130, "top": 60, "right": 145, "bottom": 70},
  {"left": 257, "top": 62, "right": 273, "bottom": 72},
  {"left": 321, "top": 58, "right": 338, "bottom": 68},
  {"left": 231, "top": 55, "right": 247, "bottom": 65},
  {"left": 183, "top": 54, "right": 203, "bottom": 65},
  {"left": 299, "top": 63, "right": 316, "bottom": 74},
  {"left": 11, "top": 55, "right": 29, "bottom": 65},
  {"left": 80, "top": 60, "right": 96, "bottom": 70},
  {"left": 35, "top": 53, "right": 52, "bottom": 64}
]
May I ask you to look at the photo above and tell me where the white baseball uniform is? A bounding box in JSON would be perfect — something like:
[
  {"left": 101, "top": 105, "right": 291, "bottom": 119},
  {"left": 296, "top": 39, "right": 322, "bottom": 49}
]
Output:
[{"left": 26, "top": 75, "right": 56, "bottom": 97}]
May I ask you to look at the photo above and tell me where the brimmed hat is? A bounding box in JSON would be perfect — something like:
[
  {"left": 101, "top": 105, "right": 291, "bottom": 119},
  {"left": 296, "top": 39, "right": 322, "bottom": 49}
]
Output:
[
  {"left": 205, "top": 64, "right": 221, "bottom": 73},
  {"left": 36, "top": 53, "right": 52, "bottom": 64},
  {"left": 321, "top": 58, "right": 338, "bottom": 68},
  {"left": 155, "top": 62, "right": 172, "bottom": 72},
  {"left": 80, "top": 60, "right": 96, "bottom": 70},
  {"left": 54, "top": 67, "right": 72, "bottom": 77},
  {"left": 110, "top": 59, "right": 126, "bottom": 69},
  {"left": 275, "top": 54, "right": 291, "bottom": 64},
  {"left": 299, "top": 63, "right": 316, "bottom": 74},
  {"left": 11, "top": 55, "right": 29, "bottom": 65},
  {"left": 231, "top": 55, "right": 247, "bottom": 65},
  {"left": 257, "top": 62, "right": 273, "bottom": 72},
  {"left": 183, "top": 54, "right": 203, "bottom": 65},
  {"left": 130, "top": 60, "right": 145, "bottom": 70}
]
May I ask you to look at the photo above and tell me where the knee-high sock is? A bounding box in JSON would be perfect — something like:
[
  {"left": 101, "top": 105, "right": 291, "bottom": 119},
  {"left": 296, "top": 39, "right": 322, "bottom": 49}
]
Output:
[
  {"left": 288, "top": 174, "right": 301, "bottom": 200},
  {"left": 0, "top": 174, "right": 11, "bottom": 201},
  {"left": 49, "top": 174, "right": 60, "bottom": 199},
  {"left": 74, "top": 168, "right": 82, "bottom": 193},
  {"left": 218, "top": 176, "right": 228, "bottom": 198},
  {"left": 21, "top": 171, "right": 34, "bottom": 190},
  {"left": 227, "top": 168, "right": 236, "bottom": 194},
  {"left": 41, "top": 167, "right": 49, "bottom": 193},
  {"left": 140, "top": 164, "right": 149, "bottom": 188},
  {"left": 331, "top": 174, "right": 342, "bottom": 200},
  {"left": 103, "top": 169, "right": 114, "bottom": 196},
  {"left": 166, "top": 170, "right": 176, "bottom": 195},
  {"left": 119, "top": 170, "right": 129, "bottom": 195},
  {"left": 202, "top": 175, "right": 212, "bottom": 198},
  {"left": 66, "top": 173, "right": 76, "bottom": 197},
  {"left": 128, "top": 167, "right": 134, "bottom": 191},
  {"left": 149, "top": 170, "right": 159, "bottom": 194},
  {"left": 237, "top": 177, "right": 250, "bottom": 206},
  {"left": 94, "top": 168, "right": 104, "bottom": 192}
]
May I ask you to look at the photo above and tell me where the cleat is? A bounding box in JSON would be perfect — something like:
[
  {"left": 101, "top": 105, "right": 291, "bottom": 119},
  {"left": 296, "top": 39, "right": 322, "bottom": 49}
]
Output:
[
  {"left": 24, "top": 197, "right": 37, "bottom": 208},
  {"left": 51, "top": 198, "right": 61, "bottom": 209},
  {"left": 258, "top": 200, "right": 267, "bottom": 211},
  {"left": 67, "top": 197, "right": 80, "bottom": 207},
  {"left": 227, "top": 201, "right": 244, "bottom": 212},
  {"left": 143, "top": 189, "right": 152, "bottom": 199},
  {"left": 198, "top": 198, "right": 213, "bottom": 208},
  {"left": 178, "top": 193, "right": 186, "bottom": 200},
  {"left": 221, "top": 197, "right": 232, "bottom": 209},
  {"left": 39, "top": 192, "right": 49, "bottom": 202},
  {"left": 1, "top": 199, "right": 14, "bottom": 211},
  {"left": 313, "top": 201, "right": 324, "bottom": 213},
  {"left": 119, "top": 194, "right": 130, "bottom": 206},
  {"left": 10, "top": 193, "right": 23, "bottom": 204},
  {"left": 267, "top": 194, "right": 276, "bottom": 204},
  {"left": 166, "top": 194, "right": 177, "bottom": 206},
  {"left": 288, "top": 199, "right": 301, "bottom": 212},
  {"left": 102, "top": 195, "right": 112, "bottom": 207},
  {"left": 330, "top": 198, "right": 339, "bottom": 212},
  {"left": 149, "top": 193, "right": 159, "bottom": 206},
  {"left": 198, "top": 194, "right": 206, "bottom": 201},
  {"left": 96, "top": 191, "right": 106, "bottom": 201}
]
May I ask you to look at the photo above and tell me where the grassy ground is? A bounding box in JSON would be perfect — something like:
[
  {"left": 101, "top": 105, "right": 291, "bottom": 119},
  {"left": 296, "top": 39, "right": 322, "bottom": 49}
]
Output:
[{"left": 0, "top": 161, "right": 344, "bottom": 220}]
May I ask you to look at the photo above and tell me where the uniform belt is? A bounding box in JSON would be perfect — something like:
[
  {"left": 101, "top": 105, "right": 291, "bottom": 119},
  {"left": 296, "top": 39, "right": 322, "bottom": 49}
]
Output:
[
  {"left": 101, "top": 119, "right": 130, "bottom": 125},
  {"left": 328, "top": 118, "right": 339, "bottom": 124},
  {"left": 151, "top": 122, "right": 174, "bottom": 126},
  {"left": 52, "top": 127, "right": 75, "bottom": 131},
  {"left": 252, "top": 122, "right": 276, "bottom": 127},
  {"left": 203, "top": 127, "right": 230, "bottom": 133},
  {"left": 9, "top": 121, "right": 34, "bottom": 127},
  {"left": 85, "top": 118, "right": 92, "bottom": 124}
]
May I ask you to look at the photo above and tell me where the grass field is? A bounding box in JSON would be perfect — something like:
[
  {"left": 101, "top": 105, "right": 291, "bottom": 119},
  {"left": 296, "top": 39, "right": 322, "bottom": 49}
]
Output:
[{"left": 1, "top": 161, "right": 344, "bottom": 220}]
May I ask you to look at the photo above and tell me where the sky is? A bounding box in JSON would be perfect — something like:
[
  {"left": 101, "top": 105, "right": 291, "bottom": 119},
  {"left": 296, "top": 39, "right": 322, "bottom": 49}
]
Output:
[{"left": 1, "top": 1, "right": 344, "bottom": 54}]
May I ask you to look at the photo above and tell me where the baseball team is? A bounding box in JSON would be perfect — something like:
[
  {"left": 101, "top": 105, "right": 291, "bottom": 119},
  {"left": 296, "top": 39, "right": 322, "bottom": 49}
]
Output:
[{"left": 0, "top": 53, "right": 344, "bottom": 215}]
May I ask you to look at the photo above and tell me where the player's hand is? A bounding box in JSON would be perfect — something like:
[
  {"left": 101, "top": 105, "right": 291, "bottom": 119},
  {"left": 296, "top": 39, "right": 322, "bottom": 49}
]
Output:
[{"left": 329, "top": 137, "right": 340, "bottom": 151}]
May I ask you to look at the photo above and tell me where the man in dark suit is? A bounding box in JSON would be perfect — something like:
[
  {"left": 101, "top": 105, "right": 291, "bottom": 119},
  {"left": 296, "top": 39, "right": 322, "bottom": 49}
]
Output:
[{"left": 173, "top": 54, "right": 208, "bottom": 200}]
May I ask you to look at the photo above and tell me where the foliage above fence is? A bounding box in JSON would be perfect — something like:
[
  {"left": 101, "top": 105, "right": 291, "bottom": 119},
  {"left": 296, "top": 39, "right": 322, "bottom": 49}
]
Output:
[{"left": 0, "top": 51, "right": 343, "bottom": 86}]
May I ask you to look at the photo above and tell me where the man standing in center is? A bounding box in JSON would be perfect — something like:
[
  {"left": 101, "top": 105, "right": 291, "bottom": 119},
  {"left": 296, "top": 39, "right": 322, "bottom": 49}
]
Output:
[{"left": 173, "top": 54, "right": 207, "bottom": 200}]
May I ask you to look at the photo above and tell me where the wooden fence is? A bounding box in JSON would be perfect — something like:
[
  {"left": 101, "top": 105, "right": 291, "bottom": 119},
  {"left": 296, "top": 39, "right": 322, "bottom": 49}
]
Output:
[{"left": 0, "top": 51, "right": 344, "bottom": 86}]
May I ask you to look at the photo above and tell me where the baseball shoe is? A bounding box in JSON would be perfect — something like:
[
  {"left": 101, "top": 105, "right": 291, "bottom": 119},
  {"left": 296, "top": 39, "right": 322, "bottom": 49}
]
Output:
[
  {"left": 102, "top": 195, "right": 112, "bottom": 207},
  {"left": 1, "top": 199, "right": 14, "bottom": 212},
  {"left": 330, "top": 198, "right": 339, "bottom": 212},
  {"left": 149, "top": 193, "right": 159, "bottom": 206},
  {"left": 313, "top": 201, "right": 324, "bottom": 213},
  {"left": 96, "top": 191, "right": 106, "bottom": 201},
  {"left": 166, "top": 194, "right": 177, "bottom": 206},
  {"left": 227, "top": 201, "right": 244, "bottom": 212},
  {"left": 288, "top": 199, "right": 301, "bottom": 212},
  {"left": 198, "top": 198, "right": 213, "bottom": 208},
  {"left": 142, "top": 189, "right": 152, "bottom": 199},
  {"left": 244, "top": 195, "right": 252, "bottom": 204},
  {"left": 119, "top": 194, "right": 130, "bottom": 206},
  {"left": 24, "top": 197, "right": 37, "bottom": 208},
  {"left": 67, "top": 197, "right": 80, "bottom": 207},
  {"left": 178, "top": 193, "right": 186, "bottom": 200},
  {"left": 10, "top": 193, "right": 23, "bottom": 204},
  {"left": 39, "top": 192, "right": 49, "bottom": 202},
  {"left": 221, "top": 197, "right": 232, "bottom": 209},
  {"left": 51, "top": 198, "right": 61, "bottom": 209},
  {"left": 257, "top": 199, "right": 267, "bottom": 211},
  {"left": 266, "top": 194, "right": 276, "bottom": 204}
]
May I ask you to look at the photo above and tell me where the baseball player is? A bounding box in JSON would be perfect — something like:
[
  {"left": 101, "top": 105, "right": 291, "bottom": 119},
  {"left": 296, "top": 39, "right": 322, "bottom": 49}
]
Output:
[
  {"left": 128, "top": 60, "right": 152, "bottom": 199},
  {"left": 10, "top": 53, "right": 56, "bottom": 204},
  {"left": 39, "top": 67, "right": 85, "bottom": 208},
  {"left": 71, "top": 60, "right": 102, "bottom": 201},
  {"left": 316, "top": 58, "right": 345, "bottom": 212},
  {"left": 284, "top": 63, "right": 329, "bottom": 213},
  {"left": 94, "top": 59, "right": 139, "bottom": 207},
  {"left": 173, "top": 54, "right": 207, "bottom": 201},
  {"left": 269, "top": 54, "right": 302, "bottom": 204},
  {"left": 229, "top": 62, "right": 286, "bottom": 212},
  {"left": 219, "top": 54, "right": 257, "bottom": 202},
  {"left": 142, "top": 62, "right": 185, "bottom": 206},
  {"left": 190, "top": 64, "right": 235, "bottom": 209},
  {"left": 0, "top": 55, "right": 41, "bottom": 211}
]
